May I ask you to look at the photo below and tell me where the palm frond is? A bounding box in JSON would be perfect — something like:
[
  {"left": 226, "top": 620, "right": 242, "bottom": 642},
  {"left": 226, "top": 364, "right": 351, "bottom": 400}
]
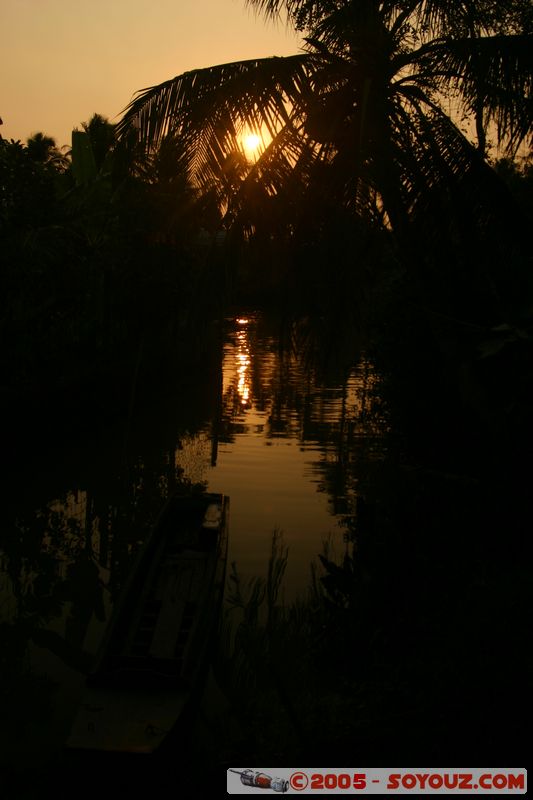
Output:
[
  {"left": 411, "top": 0, "right": 489, "bottom": 38},
  {"left": 387, "top": 0, "right": 424, "bottom": 37},
  {"left": 245, "top": 0, "right": 292, "bottom": 22},
  {"left": 117, "top": 55, "right": 314, "bottom": 188},
  {"left": 245, "top": 0, "right": 339, "bottom": 30},
  {"left": 416, "top": 34, "right": 533, "bottom": 152},
  {"left": 310, "top": 0, "right": 387, "bottom": 54},
  {"left": 118, "top": 55, "right": 309, "bottom": 142},
  {"left": 391, "top": 92, "right": 501, "bottom": 221}
]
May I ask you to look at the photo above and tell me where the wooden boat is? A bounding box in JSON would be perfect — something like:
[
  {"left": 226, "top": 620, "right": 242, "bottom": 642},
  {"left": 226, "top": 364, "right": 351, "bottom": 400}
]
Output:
[{"left": 67, "top": 491, "right": 229, "bottom": 754}]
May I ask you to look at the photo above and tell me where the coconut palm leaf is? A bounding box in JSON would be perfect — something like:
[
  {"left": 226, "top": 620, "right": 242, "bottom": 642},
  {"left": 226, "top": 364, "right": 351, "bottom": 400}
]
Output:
[
  {"left": 409, "top": 0, "right": 483, "bottom": 37},
  {"left": 247, "top": 0, "right": 484, "bottom": 36},
  {"left": 245, "top": 0, "right": 335, "bottom": 28},
  {"left": 118, "top": 55, "right": 311, "bottom": 154},
  {"left": 414, "top": 34, "right": 533, "bottom": 152}
]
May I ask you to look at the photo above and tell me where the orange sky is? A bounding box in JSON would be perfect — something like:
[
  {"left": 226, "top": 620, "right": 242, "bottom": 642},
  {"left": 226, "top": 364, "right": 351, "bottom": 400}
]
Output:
[{"left": 0, "top": 0, "right": 300, "bottom": 147}]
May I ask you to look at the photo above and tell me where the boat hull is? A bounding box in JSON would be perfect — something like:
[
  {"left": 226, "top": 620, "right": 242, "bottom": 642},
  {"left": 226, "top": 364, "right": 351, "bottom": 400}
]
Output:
[{"left": 66, "top": 491, "right": 229, "bottom": 753}]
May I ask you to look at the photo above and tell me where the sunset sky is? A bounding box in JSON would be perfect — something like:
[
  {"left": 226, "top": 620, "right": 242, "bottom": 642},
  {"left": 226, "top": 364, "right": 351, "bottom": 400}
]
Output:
[{"left": 0, "top": 0, "right": 300, "bottom": 147}]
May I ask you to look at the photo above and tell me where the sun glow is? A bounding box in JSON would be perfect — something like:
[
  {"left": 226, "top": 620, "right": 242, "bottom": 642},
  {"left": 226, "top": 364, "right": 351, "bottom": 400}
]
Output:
[{"left": 242, "top": 132, "right": 262, "bottom": 159}]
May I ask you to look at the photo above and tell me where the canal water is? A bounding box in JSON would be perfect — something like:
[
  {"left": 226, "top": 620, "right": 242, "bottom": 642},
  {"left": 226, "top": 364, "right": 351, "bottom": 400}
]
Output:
[
  {"left": 177, "top": 313, "right": 384, "bottom": 595},
  {"left": 0, "top": 311, "right": 387, "bottom": 772}
]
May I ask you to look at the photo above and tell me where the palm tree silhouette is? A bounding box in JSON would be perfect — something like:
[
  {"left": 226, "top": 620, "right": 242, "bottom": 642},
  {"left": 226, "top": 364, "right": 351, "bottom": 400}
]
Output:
[
  {"left": 26, "top": 132, "right": 70, "bottom": 170},
  {"left": 117, "top": 0, "right": 532, "bottom": 233},
  {"left": 80, "top": 113, "right": 117, "bottom": 171}
]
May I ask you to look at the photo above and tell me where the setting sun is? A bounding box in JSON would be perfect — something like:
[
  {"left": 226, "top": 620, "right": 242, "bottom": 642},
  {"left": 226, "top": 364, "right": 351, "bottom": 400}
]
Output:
[{"left": 242, "top": 132, "right": 261, "bottom": 158}]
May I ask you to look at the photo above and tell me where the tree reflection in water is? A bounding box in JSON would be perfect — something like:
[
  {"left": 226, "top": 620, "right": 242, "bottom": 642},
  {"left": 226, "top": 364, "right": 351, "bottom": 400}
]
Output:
[{"left": 0, "top": 311, "right": 387, "bottom": 775}]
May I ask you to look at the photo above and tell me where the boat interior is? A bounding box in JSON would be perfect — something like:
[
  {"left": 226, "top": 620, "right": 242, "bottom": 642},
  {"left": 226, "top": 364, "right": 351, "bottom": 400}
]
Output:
[{"left": 88, "top": 495, "right": 224, "bottom": 690}]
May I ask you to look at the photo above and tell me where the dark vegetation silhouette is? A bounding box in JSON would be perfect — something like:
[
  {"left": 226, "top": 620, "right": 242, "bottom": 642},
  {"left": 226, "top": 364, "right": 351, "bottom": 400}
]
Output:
[
  {"left": 0, "top": 114, "right": 225, "bottom": 430},
  {"left": 119, "top": 0, "right": 531, "bottom": 295},
  {"left": 1, "top": 0, "right": 532, "bottom": 790}
]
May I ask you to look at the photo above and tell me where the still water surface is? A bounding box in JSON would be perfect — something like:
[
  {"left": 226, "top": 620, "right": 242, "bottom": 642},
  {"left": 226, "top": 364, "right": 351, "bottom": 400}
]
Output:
[
  {"left": 179, "top": 313, "right": 382, "bottom": 593},
  {"left": 0, "top": 312, "right": 386, "bottom": 768}
]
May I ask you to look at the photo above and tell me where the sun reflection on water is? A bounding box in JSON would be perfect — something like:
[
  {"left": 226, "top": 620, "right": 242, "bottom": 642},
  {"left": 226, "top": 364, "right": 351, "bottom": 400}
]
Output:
[{"left": 236, "top": 324, "right": 252, "bottom": 407}]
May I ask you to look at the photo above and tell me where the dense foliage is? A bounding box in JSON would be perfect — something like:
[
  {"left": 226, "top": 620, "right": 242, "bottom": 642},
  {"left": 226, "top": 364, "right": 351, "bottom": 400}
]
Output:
[{"left": 0, "top": 118, "right": 225, "bottom": 406}]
